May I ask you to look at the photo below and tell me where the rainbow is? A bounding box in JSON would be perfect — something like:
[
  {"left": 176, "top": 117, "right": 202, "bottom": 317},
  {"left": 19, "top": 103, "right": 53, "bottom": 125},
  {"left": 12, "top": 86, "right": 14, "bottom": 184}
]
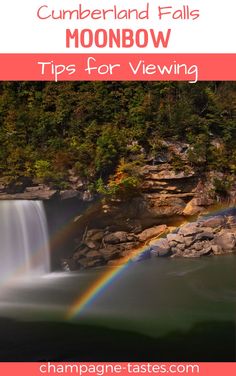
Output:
[
  {"left": 65, "top": 203, "right": 235, "bottom": 321},
  {"left": 66, "top": 242, "right": 161, "bottom": 320}
]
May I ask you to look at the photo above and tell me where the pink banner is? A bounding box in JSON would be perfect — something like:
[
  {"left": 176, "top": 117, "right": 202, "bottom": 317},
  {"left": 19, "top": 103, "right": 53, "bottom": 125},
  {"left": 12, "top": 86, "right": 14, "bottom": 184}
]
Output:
[
  {"left": 0, "top": 54, "right": 236, "bottom": 81},
  {"left": 0, "top": 362, "right": 236, "bottom": 376}
]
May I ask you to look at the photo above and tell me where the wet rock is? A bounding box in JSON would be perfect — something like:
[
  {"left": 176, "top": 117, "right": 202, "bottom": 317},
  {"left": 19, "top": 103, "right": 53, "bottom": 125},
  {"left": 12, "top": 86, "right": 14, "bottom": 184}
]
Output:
[
  {"left": 183, "top": 236, "right": 195, "bottom": 247},
  {"left": 104, "top": 231, "right": 137, "bottom": 244},
  {"left": 167, "top": 233, "right": 184, "bottom": 243},
  {"left": 84, "top": 240, "right": 97, "bottom": 249},
  {"left": 61, "top": 258, "right": 78, "bottom": 271},
  {"left": 198, "top": 247, "right": 213, "bottom": 256},
  {"left": 138, "top": 224, "right": 167, "bottom": 242},
  {"left": 211, "top": 244, "right": 223, "bottom": 255},
  {"left": 176, "top": 243, "right": 185, "bottom": 252},
  {"left": 182, "top": 250, "right": 200, "bottom": 258},
  {"left": 59, "top": 190, "right": 79, "bottom": 200},
  {"left": 86, "top": 250, "right": 104, "bottom": 260},
  {"left": 150, "top": 239, "right": 171, "bottom": 257},
  {"left": 195, "top": 231, "right": 214, "bottom": 241},
  {"left": 200, "top": 216, "right": 225, "bottom": 228},
  {"left": 214, "top": 231, "right": 236, "bottom": 251},
  {"left": 193, "top": 242, "right": 204, "bottom": 251},
  {"left": 183, "top": 200, "right": 203, "bottom": 216},
  {"left": 178, "top": 223, "right": 203, "bottom": 237},
  {"left": 86, "top": 229, "right": 104, "bottom": 242},
  {"left": 99, "top": 247, "right": 122, "bottom": 261},
  {"left": 107, "top": 259, "right": 125, "bottom": 267},
  {"left": 132, "top": 249, "right": 151, "bottom": 262}
]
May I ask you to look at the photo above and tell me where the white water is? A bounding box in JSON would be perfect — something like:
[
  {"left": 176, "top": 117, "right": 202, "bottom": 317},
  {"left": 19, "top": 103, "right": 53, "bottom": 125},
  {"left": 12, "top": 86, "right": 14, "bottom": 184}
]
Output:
[{"left": 0, "top": 201, "right": 50, "bottom": 282}]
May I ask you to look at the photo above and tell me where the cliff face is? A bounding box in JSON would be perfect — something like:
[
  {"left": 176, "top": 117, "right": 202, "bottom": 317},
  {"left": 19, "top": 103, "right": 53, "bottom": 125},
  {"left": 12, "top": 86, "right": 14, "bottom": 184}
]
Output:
[
  {"left": 58, "top": 141, "right": 235, "bottom": 270},
  {"left": 0, "top": 140, "right": 235, "bottom": 271}
]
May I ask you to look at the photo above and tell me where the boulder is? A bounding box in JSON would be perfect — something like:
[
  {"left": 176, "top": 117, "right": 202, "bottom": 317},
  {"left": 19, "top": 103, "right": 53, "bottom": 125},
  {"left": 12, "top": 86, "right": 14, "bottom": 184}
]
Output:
[
  {"left": 198, "top": 247, "right": 213, "bottom": 256},
  {"left": 211, "top": 244, "right": 224, "bottom": 255},
  {"left": 200, "top": 216, "right": 225, "bottom": 228},
  {"left": 86, "top": 229, "right": 104, "bottom": 242},
  {"left": 214, "top": 231, "right": 236, "bottom": 251},
  {"left": 132, "top": 249, "right": 151, "bottom": 262},
  {"left": 86, "top": 250, "right": 104, "bottom": 260},
  {"left": 182, "top": 250, "right": 201, "bottom": 258},
  {"left": 193, "top": 242, "right": 204, "bottom": 251},
  {"left": 195, "top": 231, "right": 214, "bottom": 241},
  {"left": 84, "top": 240, "right": 97, "bottom": 249},
  {"left": 176, "top": 243, "right": 185, "bottom": 252},
  {"left": 99, "top": 247, "right": 122, "bottom": 261},
  {"left": 167, "top": 233, "right": 184, "bottom": 243},
  {"left": 59, "top": 190, "right": 79, "bottom": 200},
  {"left": 107, "top": 259, "right": 126, "bottom": 267},
  {"left": 150, "top": 239, "right": 171, "bottom": 257},
  {"left": 178, "top": 223, "right": 203, "bottom": 237},
  {"left": 183, "top": 236, "right": 195, "bottom": 247},
  {"left": 183, "top": 200, "right": 203, "bottom": 216},
  {"left": 138, "top": 224, "right": 167, "bottom": 242},
  {"left": 104, "top": 231, "right": 137, "bottom": 244}
]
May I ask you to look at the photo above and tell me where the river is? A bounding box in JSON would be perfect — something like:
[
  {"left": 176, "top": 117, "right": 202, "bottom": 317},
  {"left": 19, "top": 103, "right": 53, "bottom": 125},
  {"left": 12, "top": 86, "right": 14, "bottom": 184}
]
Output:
[{"left": 0, "top": 254, "right": 235, "bottom": 360}]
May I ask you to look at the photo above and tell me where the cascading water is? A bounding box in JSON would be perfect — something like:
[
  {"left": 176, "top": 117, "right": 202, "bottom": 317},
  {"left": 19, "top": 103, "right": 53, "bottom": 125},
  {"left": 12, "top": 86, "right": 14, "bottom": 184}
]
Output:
[{"left": 0, "top": 200, "right": 50, "bottom": 282}]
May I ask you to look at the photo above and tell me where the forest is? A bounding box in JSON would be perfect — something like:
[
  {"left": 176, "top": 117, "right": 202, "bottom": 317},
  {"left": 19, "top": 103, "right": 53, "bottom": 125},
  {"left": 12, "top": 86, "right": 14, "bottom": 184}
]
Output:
[{"left": 0, "top": 81, "right": 235, "bottom": 194}]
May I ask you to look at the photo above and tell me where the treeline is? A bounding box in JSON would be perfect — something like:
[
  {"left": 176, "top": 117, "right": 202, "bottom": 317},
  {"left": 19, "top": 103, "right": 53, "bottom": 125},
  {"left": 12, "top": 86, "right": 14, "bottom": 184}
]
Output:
[{"left": 0, "top": 81, "right": 235, "bottom": 189}]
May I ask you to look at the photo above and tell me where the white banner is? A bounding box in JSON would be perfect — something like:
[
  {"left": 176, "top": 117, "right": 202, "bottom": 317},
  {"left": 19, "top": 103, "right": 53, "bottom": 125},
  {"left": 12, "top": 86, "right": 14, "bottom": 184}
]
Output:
[{"left": 0, "top": 0, "right": 235, "bottom": 53}]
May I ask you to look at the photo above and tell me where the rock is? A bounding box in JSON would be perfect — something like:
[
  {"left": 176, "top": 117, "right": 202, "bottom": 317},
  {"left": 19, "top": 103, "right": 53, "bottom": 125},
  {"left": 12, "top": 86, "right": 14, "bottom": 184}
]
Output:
[
  {"left": 182, "top": 250, "right": 201, "bottom": 258},
  {"left": 81, "top": 190, "right": 94, "bottom": 202},
  {"left": 183, "top": 236, "right": 195, "bottom": 247},
  {"left": 183, "top": 200, "right": 203, "bottom": 216},
  {"left": 167, "top": 233, "right": 184, "bottom": 243},
  {"left": 178, "top": 223, "right": 203, "bottom": 237},
  {"left": 120, "top": 242, "right": 140, "bottom": 251},
  {"left": 86, "top": 259, "right": 105, "bottom": 268},
  {"left": 195, "top": 231, "right": 214, "bottom": 241},
  {"left": 6, "top": 177, "right": 32, "bottom": 194},
  {"left": 132, "top": 249, "right": 151, "bottom": 262},
  {"left": 184, "top": 197, "right": 214, "bottom": 215},
  {"left": 169, "top": 241, "right": 178, "bottom": 248},
  {"left": 193, "top": 242, "right": 204, "bottom": 251},
  {"left": 84, "top": 240, "right": 97, "bottom": 249},
  {"left": 72, "top": 248, "right": 89, "bottom": 260},
  {"left": 141, "top": 165, "right": 195, "bottom": 180},
  {"left": 86, "top": 229, "right": 104, "bottom": 242},
  {"left": 61, "top": 258, "right": 78, "bottom": 271},
  {"left": 104, "top": 231, "right": 136, "bottom": 244},
  {"left": 86, "top": 250, "right": 104, "bottom": 260},
  {"left": 99, "top": 247, "right": 122, "bottom": 261},
  {"left": 211, "top": 244, "right": 223, "bottom": 255},
  {"left": 198, "top": 247, "right": 213, "bottom": 256},
  {"left": 200, "top": 216, "right": 225, "bottom": 228},
  {"left": 176, "top": 243, "right": 185, "bottom": 252},
  {"left": 0, "top": 186, "right": 57, "bottom": 200},
  {"left": 107, "top": 259, "right": 126, "bottom": 266},
  {"left": 138, "top": 224, "right": 167, "bottom": 242},
  {"left": 150, "top": 239, "right": 171, "bottom": 257},
  {"left": 214, "top": 231, "right": 236, "bottom": 251},
  {"left": 59, "top": 190, "right": 79, "bottom": 200}
]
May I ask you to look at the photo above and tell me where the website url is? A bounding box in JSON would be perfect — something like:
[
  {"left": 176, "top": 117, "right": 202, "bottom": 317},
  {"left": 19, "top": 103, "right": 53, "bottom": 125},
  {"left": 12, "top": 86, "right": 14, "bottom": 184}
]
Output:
[{"left": 39, "top": 363, "right": 200, "bottom": 375}]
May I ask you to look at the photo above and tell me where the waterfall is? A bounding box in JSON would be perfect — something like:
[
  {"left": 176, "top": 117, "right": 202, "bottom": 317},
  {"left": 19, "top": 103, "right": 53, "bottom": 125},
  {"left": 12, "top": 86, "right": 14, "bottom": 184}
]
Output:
[{"left": 0, "top": 201, "right": 50, "bottom": 282}]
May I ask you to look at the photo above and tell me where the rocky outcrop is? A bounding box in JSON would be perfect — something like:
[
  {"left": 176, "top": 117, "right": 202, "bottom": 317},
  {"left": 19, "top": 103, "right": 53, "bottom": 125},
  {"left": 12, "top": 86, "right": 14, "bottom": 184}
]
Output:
[
  {"left": 150, "top": 215, "right": 236, "bottom": 259},
  {"left": 0, "top": 170, "right": 94, "bottom": 202},
  {"left": 62, "top": 223, "right": 168, "bottom": 270}
]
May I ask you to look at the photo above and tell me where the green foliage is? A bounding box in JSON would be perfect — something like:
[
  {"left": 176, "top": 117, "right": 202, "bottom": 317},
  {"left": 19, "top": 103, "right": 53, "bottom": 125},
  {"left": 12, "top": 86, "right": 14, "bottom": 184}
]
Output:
[
  {"left": 96, "top": 158, "right": 141, "bottom": 199},
  {"left": 212, "top": 177, "right": 233, "bottom": 197},
  {"left": 0, "top": 82, "right": 235, "bottom": 193},
  {"left": 34, "top": 160, "right": 52, "bottom": 182}
]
